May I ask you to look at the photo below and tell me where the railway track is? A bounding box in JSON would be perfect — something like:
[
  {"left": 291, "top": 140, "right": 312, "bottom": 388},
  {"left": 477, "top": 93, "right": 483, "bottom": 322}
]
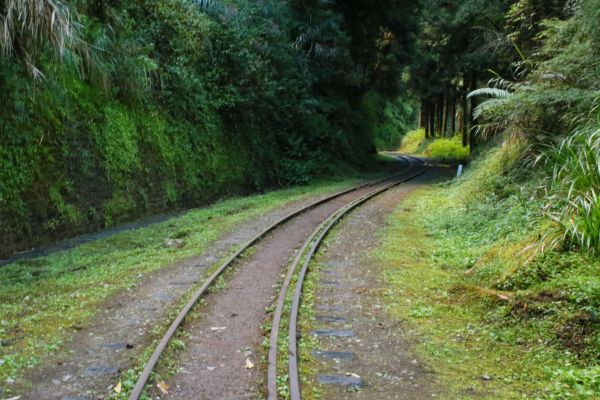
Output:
[
  {"left": 267, "top": 155, "right": 427, "bottom": 400},
  {"left": 128, "top": 155, "right": 427, "bottom": 400}
]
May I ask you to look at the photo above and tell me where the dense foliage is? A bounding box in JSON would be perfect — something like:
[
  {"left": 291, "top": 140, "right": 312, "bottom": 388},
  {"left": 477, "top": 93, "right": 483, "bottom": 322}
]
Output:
[
  {"left": 0, "top": 0, "right": 420, "bottom": 254},
  {"left": 468, "top": 0, "right": 600, "bottom": 253},
  {"left": 3, "top": 0, "right": 599, "bottom": 257},
  {"left": 408, "top": 0, "right": 600, "bottom": 253}
]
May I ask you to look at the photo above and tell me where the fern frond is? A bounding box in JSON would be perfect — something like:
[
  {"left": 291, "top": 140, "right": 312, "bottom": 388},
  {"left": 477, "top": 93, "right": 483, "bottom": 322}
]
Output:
[
  {"left": 468, "top": 87, "right": 512, "bottom": 99},
  {"left": 539, "top": 72, "right": 567, "bottom": 82},
  {"left": 472, "top": 98, "right": 508, "bottom": 119}
]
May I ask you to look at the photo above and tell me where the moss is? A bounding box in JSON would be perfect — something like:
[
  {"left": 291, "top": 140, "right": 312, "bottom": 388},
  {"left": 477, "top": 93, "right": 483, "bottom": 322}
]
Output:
[{"left": 92, "top": 105, "right": 141, "bottom": 185}]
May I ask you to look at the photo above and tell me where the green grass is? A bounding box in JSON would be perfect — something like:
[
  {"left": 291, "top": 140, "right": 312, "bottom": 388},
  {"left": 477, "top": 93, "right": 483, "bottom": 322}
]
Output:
[
  {"left": 399, "top": 128, "right": 470, "bottom": 162},
  {"left": 0, "top": 177, "right": 360, "bottom": 390},
  {"left": 374, "top": 143, "right": 600, "bottom": 399}
]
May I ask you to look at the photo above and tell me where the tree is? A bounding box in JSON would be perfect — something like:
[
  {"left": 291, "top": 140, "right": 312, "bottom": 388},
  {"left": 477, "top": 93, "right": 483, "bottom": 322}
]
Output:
[{"left": 408, "top": 0, "right": 513, "bottom": 146}]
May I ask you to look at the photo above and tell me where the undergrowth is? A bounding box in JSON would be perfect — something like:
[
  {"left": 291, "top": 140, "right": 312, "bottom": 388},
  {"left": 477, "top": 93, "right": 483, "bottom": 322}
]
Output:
[{"left": 376, "top": 142, "right": 600, "bottom": 399}]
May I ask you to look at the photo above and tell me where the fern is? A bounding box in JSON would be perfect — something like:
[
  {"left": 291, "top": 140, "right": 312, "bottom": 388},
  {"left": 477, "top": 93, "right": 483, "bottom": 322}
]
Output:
[
  {"left": 472, "top": 98, "right": 508, "bottom": 120},
  {"left": 309, "top": 43, "right": 338, "bottom": 61},
  {"left": 467, "top": 87, "right": 512, "bottom": 99}
]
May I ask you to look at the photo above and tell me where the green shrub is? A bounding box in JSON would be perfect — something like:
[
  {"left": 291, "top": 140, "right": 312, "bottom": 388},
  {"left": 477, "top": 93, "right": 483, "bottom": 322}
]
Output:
[
  {"left": 423, "top": 135, "right": 469, "bottom": 162},
  {"left": 399, "top": 128, "right": 426, "bottom": 153}
]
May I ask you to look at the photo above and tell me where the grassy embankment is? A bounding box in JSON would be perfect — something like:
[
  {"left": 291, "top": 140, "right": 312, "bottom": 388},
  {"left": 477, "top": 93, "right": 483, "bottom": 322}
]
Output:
[
  {"left": 0, "top": 177, "right": 366, "bottom": 392},
  {"left": 376, "top": 142, "right": 599, "bottom": 398}
]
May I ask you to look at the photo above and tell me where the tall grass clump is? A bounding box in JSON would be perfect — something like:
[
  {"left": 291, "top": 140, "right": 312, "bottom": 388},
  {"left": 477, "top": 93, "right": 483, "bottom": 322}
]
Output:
[{"left": 540, "top": 127, "right": 600, "bottom": 253}]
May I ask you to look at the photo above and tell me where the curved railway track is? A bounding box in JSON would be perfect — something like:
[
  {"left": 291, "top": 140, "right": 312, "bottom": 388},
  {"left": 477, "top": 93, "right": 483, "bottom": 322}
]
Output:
[
  {"left": 267, "top": 155, "right": 427, "bottom": 400},
  {"left": 128, "top": 155, "right": 427, "bottom": 400}
]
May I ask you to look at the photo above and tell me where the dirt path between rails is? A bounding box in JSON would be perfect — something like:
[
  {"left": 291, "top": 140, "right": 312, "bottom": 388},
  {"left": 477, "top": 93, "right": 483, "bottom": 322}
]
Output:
[
  {"left": 18, "top": 186, "right": 369, "bottom": 400},
  {"left": 303, "top": 167, "right": 453, "bottom": 399},
  {"left": 160, "top": 181, "right": 405, "bottom": 399}
]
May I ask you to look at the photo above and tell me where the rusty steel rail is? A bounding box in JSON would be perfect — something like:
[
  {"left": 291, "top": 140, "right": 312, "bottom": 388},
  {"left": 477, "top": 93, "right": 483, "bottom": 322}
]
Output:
[
  {"left": 267, "top": 155, "right": 427, "bottom": 400},
  {"left": 127, "top": 160, "right": 416, "bottom": 400}
]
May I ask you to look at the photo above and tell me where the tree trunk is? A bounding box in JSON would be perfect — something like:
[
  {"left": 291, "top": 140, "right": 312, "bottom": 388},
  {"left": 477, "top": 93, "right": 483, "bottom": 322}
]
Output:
[
  {"left": 433, "top": 98, "right": 437, "bottom": 136},
  {"left": 419, "top": 101, "right": 426, "bottom": 130},
  {"left": 424, "top": 101, "right": 430, "bottom": 138},
  {"left": 428, "top": 103, "right": 435, "bottom": 139},
  {"left": 469, "top": 72, "right": 477, "bottom": 149},
  {"left": 442, "top": 90, "right": 449, "bottom": 136},
  {"left": 461, "top": 88, "right": 468, "bottom": 147},
  {"left": 451, "top": 100, "right": 456, "bottom": 135},
  {"left": 436, "top": 94, "right": 443, "bottom": 136},
  {"left": 424, "top": 106, "right": 429, "bottom": 139}
]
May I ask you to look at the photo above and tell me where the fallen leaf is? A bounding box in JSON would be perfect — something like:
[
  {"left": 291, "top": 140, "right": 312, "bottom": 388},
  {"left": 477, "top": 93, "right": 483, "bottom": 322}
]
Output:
[
  {"left": 113, "top": 381, "right": 122, "bottom": 394},
  {"left": 244, "top": 358, "right": 254, "bottom": 369},
  {"left": 6, "top": 396, "right": 22, "bottom": 400},
  {"left": 157, "top": 381, "right": 169, "bottom": 394}
]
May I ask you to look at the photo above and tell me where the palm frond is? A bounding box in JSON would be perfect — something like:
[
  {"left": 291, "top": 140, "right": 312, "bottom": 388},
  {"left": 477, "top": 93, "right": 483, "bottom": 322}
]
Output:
[
  {"left": 293, "top": 16, "right": 342, "bottom": 62},
  {"left": 309, "top": 43, "right": 338, "bottom": 61},
  {"left": 0, "top": 0, "right": 81, "bottom": 73}
]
